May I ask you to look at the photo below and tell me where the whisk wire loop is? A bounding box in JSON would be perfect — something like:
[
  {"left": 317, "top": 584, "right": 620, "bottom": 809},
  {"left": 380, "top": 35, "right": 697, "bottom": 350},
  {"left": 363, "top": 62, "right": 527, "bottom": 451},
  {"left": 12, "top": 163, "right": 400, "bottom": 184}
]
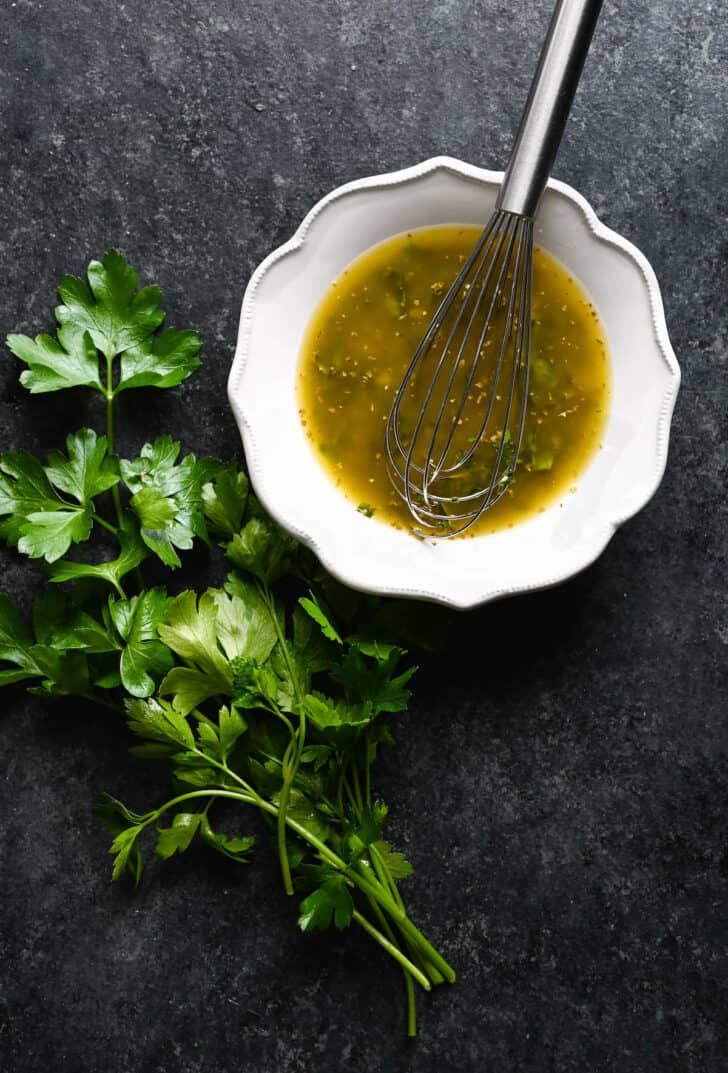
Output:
[
  {"left": 423, "top": 213, "right": 520, "bottom": 487},
  {"left": 482, "top": 219, "right": 533, "bottom": 510},
  {"left": 384, "top": 213, "right": 534, "bottom": 538},
  {"left": 386, "top": 213, "right": 500, "bottom": 476}
]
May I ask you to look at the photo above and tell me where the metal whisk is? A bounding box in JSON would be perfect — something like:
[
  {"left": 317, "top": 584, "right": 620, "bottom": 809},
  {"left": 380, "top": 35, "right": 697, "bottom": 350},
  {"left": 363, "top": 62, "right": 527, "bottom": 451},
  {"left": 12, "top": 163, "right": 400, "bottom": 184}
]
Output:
[{"left": 385, "top": 0, "right": 603, "bottom": 537}]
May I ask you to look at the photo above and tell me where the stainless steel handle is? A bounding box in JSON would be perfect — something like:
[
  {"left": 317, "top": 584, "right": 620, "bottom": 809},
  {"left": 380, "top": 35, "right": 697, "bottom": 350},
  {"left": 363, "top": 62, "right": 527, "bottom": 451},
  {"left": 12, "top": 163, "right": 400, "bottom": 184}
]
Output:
[{"left": 496, "top": 0, "right": 603, "bottom": 218}]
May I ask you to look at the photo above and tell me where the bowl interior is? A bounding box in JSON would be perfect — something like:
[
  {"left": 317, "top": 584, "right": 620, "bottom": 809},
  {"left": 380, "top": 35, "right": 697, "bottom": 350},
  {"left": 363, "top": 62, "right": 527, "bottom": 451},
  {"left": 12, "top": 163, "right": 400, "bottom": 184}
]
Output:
[{"left": 234, "top": 162, "right": 678, "bottom": 607}]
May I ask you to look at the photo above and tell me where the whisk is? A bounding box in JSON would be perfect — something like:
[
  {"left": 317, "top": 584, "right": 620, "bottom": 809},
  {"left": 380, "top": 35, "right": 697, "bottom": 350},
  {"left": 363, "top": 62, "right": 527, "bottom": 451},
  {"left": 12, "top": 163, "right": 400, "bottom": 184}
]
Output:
[{"left": 385, "top": 0, "right": 603, "bottom": 537}]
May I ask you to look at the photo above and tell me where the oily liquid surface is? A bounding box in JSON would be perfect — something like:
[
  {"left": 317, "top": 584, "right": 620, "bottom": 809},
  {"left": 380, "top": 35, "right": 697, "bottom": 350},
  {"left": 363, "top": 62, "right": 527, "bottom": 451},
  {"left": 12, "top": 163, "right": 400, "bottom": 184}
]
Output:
[{"left": 297, "top": 226, "right": 610, "bottom": 536}]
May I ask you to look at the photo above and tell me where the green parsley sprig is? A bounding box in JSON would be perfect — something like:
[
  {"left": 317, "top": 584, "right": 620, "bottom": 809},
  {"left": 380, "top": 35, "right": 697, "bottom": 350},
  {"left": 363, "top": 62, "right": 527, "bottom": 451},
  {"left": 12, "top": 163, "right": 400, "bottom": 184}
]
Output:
[{"left": 0, "top": 251, "right": 455, "bottom": 1036}]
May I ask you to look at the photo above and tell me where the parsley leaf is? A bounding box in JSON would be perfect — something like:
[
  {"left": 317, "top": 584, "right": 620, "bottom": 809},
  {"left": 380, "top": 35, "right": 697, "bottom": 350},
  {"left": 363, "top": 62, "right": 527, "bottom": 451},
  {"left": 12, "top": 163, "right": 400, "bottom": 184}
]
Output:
[
  {"left": 155, "top": 812, "right": 201, "bottom": 860},
  {"left": 299, "top": 744, "right": 333, "bottom": 771},
  {"left": 158, "top": 665, "right": 227, "bottom": 718},
  {"left": 117, "top": 328, "right": 202, "bottom": 393},
  {"left": 28, "top": 645, "right": 91, "bottom": 696},
  {"left": 1, "top": 591, "right": 105, "bottom": 696},
  {"left": 48, "top": 521, "right": 148, "bottom": 588},
  {"left": 58, "top": 613, "right": 121, "bottom": 656},
  {"left": 214, "top": 578, "right": 278, "bottom": 664},
  {"left": 225, "top": 511, "right": 297, "bottom": 585},
  {"left": 278, "top": 788, "right": 330, "bottom": 842},
  {"left": 0, "top": 593, "right": 42, "bottom": 685},
  {"left": 158, "top": 590, "right": 230, "bottom": 676},
  {"left": 0, "top": 431, "right": 118, "bottom": 562},
  {"left": 291, "top": 604, "right": 336, "bottom": 677},
  {"left": 32, "top": 589, "right": 117, "bottom": 655},
  {"left": 157, "top": 591, "right": 232, "bottom": 713},
  {"left": 298, "top": 594, "right": 343, "bottom": 644},
  {"left": 110, "top": 826, "right": 146, "bottom": 883},
  {"left": 199, "top": 814, "right": 255, "bottom": 863},
  {"left": 330, "top": 646, "right": 416, "bottom": 715},
  {"left": 94, "top": 794, "right": 151, "bottom": 884},
  {"left": 26, "top": 583, "right": 172, "bottom": 699},
  {"left": 189, "top": 705, "right": 247, "bottom": 765},
  {"left": 16, "top": 510, "right": 93, "bottom": 564},
  {"left": 201, "top": 462, "right": 249, "bottom": 540},
  {"left": 231, "top": 654, "right": 292, "bottom": 713},
  {"left": 0, "top": 451, "right": 90, "bottom": 561},
  {"left": 297, "top": 869, "right": 354, "bottom": 932},
  {"left": 45, "top": 429, "right": 120, "bottom": 503},
  {"left": 372, "top": 840, "right": 414, "bottom": 880},
  {"left": 7, "top": 250, "right": 201, "bottom": 397},
  {"left": 6, "top": 328, "right": 102, "bottom": 394},
  {"left": 121, "top": 437, "right": 217, "bottom": 568},
  {"left": 56, "top": 249, "right": 164, "bottom": 361},
  {"left": 108, "top": 587, "right": 173, "bottom": 697},
  {"left": 159, "top": 585, "right": 277, "bottom": 715},
  {"left": 217, "top": 704, "right": 247, "bottom": 755},
  {"left": 344, "top": 802, "right": 388, "bottom": 855},
  {"left": 126, "top": 696, "right": 195, "bottom": 750},
  {"left": 304, "top": 692, "right": 375, "bottom": 749}
]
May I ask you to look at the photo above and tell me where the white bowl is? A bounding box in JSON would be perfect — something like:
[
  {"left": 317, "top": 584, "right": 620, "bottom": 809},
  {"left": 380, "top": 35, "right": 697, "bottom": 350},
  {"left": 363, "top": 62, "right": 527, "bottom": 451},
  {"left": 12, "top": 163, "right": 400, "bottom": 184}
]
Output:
[{"left": 228, "top": 157, "right": 680, "bottom": 609}]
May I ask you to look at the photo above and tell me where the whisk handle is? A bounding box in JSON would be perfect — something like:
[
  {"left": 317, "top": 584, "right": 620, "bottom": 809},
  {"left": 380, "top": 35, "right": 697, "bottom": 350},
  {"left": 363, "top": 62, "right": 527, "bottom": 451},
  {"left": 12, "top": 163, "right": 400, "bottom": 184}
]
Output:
[{"left": 496, "top": 0, "right": 603, "bottom": 218}]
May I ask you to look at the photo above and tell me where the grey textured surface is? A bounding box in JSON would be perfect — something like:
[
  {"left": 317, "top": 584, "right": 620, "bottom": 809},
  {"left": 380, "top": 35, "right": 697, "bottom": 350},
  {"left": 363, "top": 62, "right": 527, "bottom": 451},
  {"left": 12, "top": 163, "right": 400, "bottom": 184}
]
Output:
[{"left": 1, "top": 1, "right": 727, "bottom": 1071}]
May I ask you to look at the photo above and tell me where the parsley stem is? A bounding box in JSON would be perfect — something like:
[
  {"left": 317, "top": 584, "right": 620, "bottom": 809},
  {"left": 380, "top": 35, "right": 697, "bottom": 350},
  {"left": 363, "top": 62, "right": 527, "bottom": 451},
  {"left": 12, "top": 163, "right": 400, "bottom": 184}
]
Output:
[
  {"left": 351, "top": 762, "right": 364, "bottom": 813},
  {"left": 262, "top": 699, "right": 294, "bottom": 737},
  {"left": 367, "top": 844, "right": 443, "bottom": 985},
  {"left": 105, "top": 355, "right": 124, "bottom": 531},
  {"left": 92, "top": 513, "right": 119, "bottom": 536},
  {"left": 350, "top": 875, "right": 456, "bottom": 984},
  {"left": 370, "top": 842, "right": 404, "bottom": 911},
  {"left": 191, "top": 756, "right": 456, "bottom": 983},
  {"left": 406, "top": 968, "right": 417, "bottom": 1036},
  {"left": 110, "top": 486, "right": 123, "bottom": 528},
  {"left": 258, "top": 580, "right": 307, "bottom": 897},
  {"left": 342, "top": 772, "right": 360, "bottom": 816},
  {"left": 421, "top": 960, "right": 445, "bottom": 987},
  {"left": 351, "top": 909, "right": 430, "bottom": 992},
  {"left": 336, "top": 768, "right": 345, "bottom": 817},
  {"left": 364, "top": 730, "right": 372, "bottom": 807},
  {"left": 357, "top": 862, "right": 418, "bottom": 1035},
  {"left": 276, "top": 736, "right": 297, "bottom": 895},
  {"left": 143, "top": 785, "right": 455, "bottom": 985},
  {"left": 279, "top": 814, "right": 456, "bottom": 985}
]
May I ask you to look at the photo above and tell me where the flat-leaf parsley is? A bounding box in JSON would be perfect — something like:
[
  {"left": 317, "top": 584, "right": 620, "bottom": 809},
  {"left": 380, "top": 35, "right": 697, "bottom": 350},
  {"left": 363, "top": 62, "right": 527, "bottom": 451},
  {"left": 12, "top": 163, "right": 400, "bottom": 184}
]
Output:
[{"left": 0, "top": 251, "right": 457, "bottom": 1037}]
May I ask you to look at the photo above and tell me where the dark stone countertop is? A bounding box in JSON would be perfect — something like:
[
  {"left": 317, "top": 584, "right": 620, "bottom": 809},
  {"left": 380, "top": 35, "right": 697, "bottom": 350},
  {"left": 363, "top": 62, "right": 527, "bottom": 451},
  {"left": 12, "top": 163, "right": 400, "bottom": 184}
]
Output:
[{"left": 1, "top": 2, "right": 727, "bottom": 1071}]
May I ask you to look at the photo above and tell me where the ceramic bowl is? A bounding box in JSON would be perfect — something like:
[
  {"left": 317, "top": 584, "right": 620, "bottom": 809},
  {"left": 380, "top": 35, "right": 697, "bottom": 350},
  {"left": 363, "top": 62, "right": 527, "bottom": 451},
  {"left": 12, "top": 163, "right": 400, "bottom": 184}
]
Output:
[{"left": 228, "top": 157, "right": 680, "bottom": 609}]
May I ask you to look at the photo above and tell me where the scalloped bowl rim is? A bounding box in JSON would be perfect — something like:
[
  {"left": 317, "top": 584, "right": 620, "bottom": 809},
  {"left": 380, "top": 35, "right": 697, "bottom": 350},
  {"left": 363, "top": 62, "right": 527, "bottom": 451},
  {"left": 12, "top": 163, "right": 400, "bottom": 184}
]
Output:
[{"left": 228, "top": 156, "right": 681, "bottom": 609}]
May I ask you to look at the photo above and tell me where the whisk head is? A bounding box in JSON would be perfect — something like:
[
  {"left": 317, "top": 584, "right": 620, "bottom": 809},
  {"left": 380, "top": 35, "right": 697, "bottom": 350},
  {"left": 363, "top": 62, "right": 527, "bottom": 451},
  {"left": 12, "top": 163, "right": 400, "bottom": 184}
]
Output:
[{"left": 385, "top": 210, "right": 534, "bottom": 538}]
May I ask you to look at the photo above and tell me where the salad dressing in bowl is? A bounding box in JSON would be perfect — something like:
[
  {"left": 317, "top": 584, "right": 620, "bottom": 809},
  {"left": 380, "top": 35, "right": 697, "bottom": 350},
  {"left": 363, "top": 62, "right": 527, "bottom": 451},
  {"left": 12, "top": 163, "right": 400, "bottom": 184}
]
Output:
[{"left": 298, "top": 225, "right": 610, "bottom": 536}]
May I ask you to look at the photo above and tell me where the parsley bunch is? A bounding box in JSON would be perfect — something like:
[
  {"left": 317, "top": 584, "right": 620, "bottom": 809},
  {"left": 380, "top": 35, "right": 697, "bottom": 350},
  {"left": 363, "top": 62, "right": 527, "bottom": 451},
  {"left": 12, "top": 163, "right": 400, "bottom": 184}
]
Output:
[{"left": 0, "top": 252, "right": 455, "bottom": 1035}]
